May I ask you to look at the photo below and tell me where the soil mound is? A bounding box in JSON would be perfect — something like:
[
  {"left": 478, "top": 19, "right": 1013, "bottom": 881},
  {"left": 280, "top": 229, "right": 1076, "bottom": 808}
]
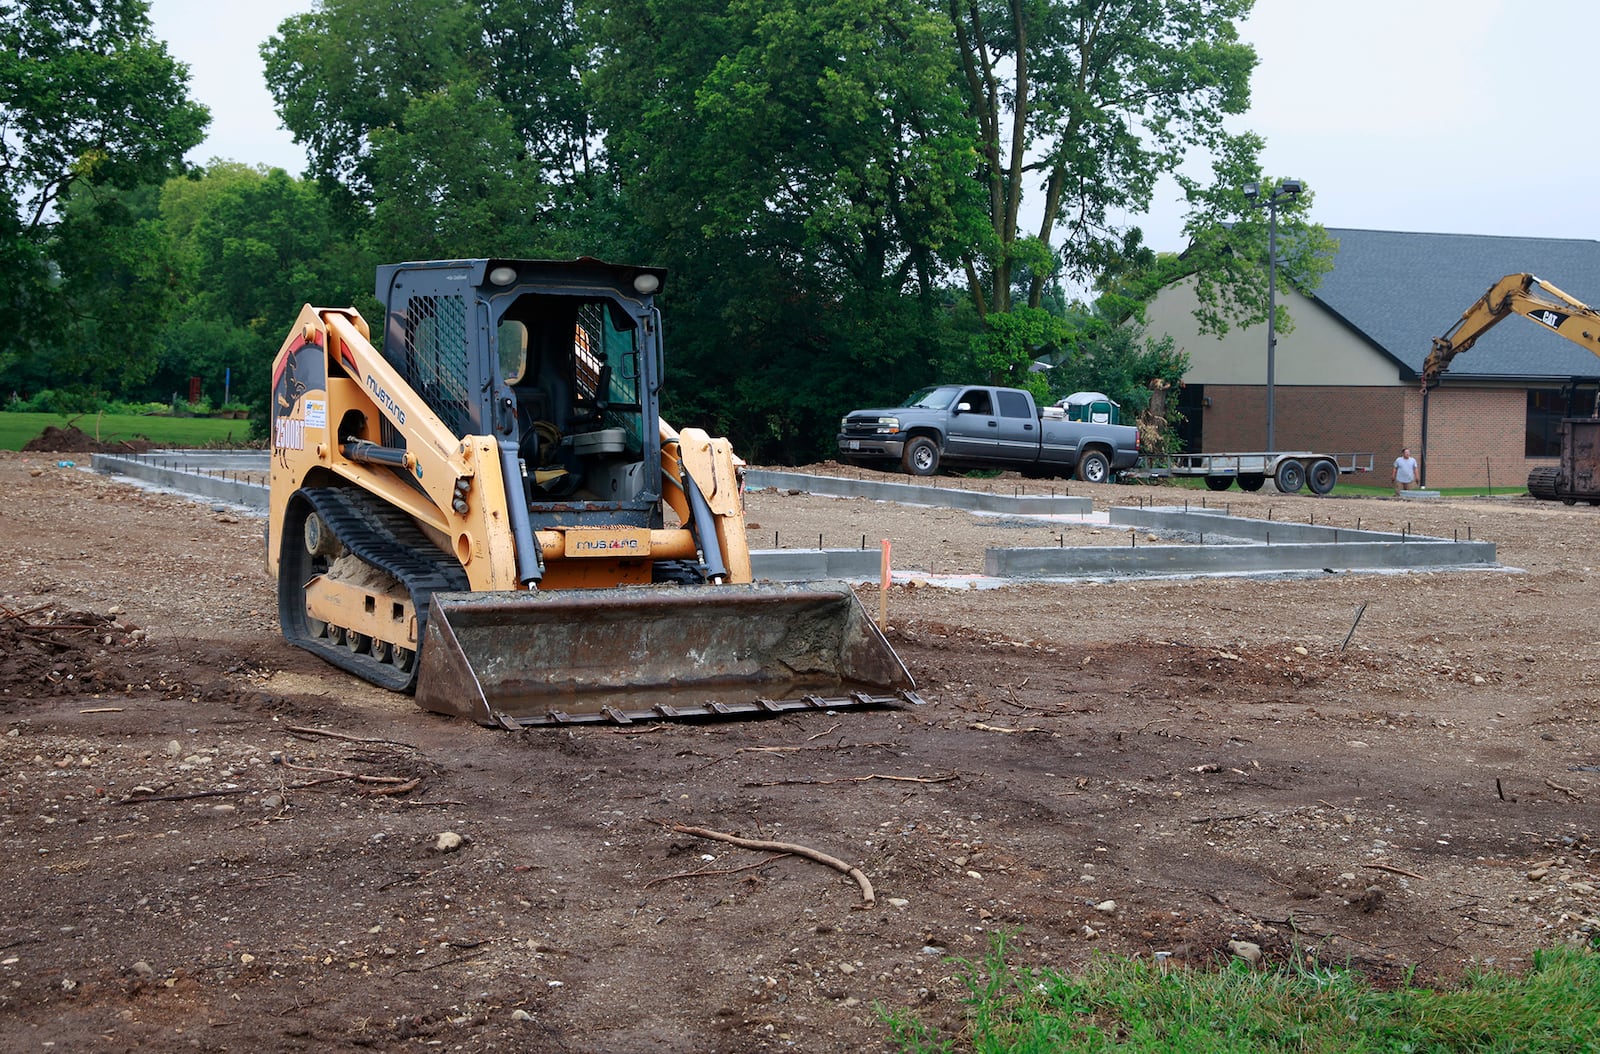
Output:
[
  {"left": 20, "top": 423, "right": 158, "bottom": 453},
  {"left": 0, "top": 602, "right": 148, "bottom": 701}
]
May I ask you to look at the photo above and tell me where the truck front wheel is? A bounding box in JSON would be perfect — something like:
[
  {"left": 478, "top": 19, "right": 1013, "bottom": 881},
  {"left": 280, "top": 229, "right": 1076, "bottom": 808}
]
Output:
[
  {"left": 902, "top": 436, "right": 940, "bottom": 476},
  {"left": 1075, "top": 450, "right": 1111, "bottom": 484}
]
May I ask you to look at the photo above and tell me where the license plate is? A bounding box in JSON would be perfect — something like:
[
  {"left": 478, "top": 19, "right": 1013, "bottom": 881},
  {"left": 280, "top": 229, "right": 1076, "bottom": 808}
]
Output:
[{"left": 847, "top": 440, "right": 860, "bottom": 450}]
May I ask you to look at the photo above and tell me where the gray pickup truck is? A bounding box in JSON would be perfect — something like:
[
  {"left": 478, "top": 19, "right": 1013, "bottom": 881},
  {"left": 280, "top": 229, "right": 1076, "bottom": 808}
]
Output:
[{"left": 836, "top": 384, "right": 1140, "bottom": 482}]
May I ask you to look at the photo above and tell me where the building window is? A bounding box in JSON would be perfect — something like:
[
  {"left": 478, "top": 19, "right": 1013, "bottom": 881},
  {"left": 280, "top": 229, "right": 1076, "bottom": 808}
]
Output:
[{"left": 1527, "top": 387, "right": 1599, "bottom": 456}]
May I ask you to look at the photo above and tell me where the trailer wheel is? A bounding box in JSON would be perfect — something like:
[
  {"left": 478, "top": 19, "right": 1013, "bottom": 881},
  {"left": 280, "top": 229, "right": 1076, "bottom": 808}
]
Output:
[
  {"left": 1238, "top": 474, "right": 1266, "bottom": 492},
  {"left": 1075, "top": 449, "right": 1111, "bottom": 483},
  {"left": 1275, "top": 459, "right": 1306, "bottom": 494},
  {"left": 1203, "top": 475, "right": 1232, "bottom": 491},
  {"left": 902, "top": 436, "right": 940, "bottom": 476},
  {"left": 1307, "top": 459, "right": 1338, "bottom": 495}
]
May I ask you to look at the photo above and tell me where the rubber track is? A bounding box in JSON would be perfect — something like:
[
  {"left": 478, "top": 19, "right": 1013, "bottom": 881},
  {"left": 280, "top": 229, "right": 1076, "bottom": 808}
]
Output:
[
  {"left": 1527, "top": 465, "right": 1562, "bottom": 502},
  {"left": 293, "top": 487, "right": 469, "bottom": 691}
]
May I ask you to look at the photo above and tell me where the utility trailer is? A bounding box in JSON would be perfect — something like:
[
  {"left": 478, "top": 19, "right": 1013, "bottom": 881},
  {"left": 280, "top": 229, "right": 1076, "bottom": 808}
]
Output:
[{"left": 1137, "top": 452, "right": 1375, "bottom": 494}]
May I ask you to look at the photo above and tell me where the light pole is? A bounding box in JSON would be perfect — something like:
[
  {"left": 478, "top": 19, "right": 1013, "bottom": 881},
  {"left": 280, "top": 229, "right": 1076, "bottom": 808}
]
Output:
[{"left": 1242, "top": 179, "right": 1302, "bottom": 452}]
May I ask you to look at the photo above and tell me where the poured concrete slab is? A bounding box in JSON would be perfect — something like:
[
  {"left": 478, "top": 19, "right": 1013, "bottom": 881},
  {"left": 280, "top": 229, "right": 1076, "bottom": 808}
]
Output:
[
  {"left": 92, "top": 451, "right": 267, "bottom": 510},
  {"left": 745, "top": 468, "right": 1091, "bottom": 516},
  {"left": 88, "top": 456, "right": 1500, "bottom": 583},
  {"left": 983, "top": 504, "right": 1496, "bottom": 578}
]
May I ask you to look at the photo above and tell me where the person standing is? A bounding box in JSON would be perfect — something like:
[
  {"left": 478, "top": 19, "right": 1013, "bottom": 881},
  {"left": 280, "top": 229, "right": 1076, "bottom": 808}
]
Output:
[{"left": 1392, "top": 447, "right": 1419, "bottom": 495}]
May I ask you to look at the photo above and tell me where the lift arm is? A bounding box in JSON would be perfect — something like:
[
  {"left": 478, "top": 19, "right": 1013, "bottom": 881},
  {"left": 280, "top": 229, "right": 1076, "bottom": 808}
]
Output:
[{"left": 1422, "top": 273, "right": 1600, "bottom": 389}]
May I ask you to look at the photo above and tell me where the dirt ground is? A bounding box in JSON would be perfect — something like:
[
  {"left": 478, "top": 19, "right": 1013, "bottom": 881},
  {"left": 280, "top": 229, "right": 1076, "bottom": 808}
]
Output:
[{"left": 2, "top": 450, "right": 1598, "bottom": 1053}]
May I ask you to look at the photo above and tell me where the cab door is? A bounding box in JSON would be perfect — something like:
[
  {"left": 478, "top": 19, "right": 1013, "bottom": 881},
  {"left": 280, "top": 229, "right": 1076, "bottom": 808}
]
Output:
[
  {"left": 944, "top": 387, "right": 998, "bottom": 458},
  {"left": 992, "top": 389, "right": 1039, "bottom": 462}
]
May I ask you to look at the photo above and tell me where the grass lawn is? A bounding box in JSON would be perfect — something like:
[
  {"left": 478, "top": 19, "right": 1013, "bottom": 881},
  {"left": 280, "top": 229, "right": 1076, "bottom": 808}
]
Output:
[
  {"left": 1161, "top": 475, "right": 1526, "bottom": 499},
  {"left": 0, "top": 411, "right": 258, "bottom": 452}
]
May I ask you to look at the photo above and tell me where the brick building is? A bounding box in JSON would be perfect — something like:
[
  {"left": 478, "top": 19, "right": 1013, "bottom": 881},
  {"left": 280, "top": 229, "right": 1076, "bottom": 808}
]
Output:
[{"left": 1143, "top": 229, "right": 1600, "bottom": 489}]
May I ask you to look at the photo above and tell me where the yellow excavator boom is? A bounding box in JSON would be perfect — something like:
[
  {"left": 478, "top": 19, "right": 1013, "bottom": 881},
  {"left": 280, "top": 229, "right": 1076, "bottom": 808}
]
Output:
[{"left": 1422, "top": 273, "right": 1600, "bottom": 388}]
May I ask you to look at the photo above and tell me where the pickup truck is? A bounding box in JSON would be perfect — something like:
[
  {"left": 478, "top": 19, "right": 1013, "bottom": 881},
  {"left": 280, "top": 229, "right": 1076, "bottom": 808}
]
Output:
[{"left": 836, "top": 384, "right": 1140, "bottom": 482}]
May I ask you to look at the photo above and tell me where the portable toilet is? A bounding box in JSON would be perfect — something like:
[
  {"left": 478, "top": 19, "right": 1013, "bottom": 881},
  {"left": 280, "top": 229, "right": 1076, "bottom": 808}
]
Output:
[{"left": 1059, "top": 391, "right": 1120, "bottom": 425}]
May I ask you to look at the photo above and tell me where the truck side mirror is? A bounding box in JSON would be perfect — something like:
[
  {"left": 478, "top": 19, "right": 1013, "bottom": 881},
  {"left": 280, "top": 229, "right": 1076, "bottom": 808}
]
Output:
[{"left": 954, "top": 402, "right": 970, "bottom": 414}]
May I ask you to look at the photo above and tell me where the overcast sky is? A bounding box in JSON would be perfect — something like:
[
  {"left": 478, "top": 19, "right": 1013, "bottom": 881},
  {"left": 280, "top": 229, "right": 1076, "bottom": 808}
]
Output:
[{"left": 147, "top": 0, "right": 1600, "bottom": 253}]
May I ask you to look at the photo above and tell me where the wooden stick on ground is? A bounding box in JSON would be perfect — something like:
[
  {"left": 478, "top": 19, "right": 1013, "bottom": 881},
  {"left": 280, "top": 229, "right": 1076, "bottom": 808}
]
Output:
[
  {"left": 664, "top": 823, "right": 875, "bottom": 906},
  {"left": 115, "top": 787, "right": 253, "bottom": 805},
  {"left": 970, "top": 722, "right": 1054, "bottom": 735},
  {"left": 1340, "top": 602, "right": 1368, "bottom": 653},
  {"left": 285, "top": 725, "right": 418, "bottom": 750},
  {"left": 1364, "top": 861, "right": 1426, "bottom": 880},
  {"left": 744, "top": 773, "right": 959, "bottom": 788}
]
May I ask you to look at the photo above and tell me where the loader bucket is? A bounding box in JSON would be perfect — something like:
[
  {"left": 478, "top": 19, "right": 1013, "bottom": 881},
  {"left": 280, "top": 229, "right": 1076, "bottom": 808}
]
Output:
[{"left": 412, "top": 581, "right": 918, "bottom": 727}]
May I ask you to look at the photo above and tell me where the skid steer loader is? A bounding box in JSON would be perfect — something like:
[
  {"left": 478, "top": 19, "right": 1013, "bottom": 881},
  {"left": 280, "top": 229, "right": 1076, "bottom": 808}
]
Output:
[{"left": 266, "top": 258, "right": 916, "bottom": 727}]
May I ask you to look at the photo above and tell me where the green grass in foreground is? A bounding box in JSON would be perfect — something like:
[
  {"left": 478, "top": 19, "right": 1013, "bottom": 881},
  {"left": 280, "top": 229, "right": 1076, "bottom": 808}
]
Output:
[
  {"left": 0, "top": 411, "right": 255, "bottom": 452},
  {"left": 882, "top": 938, "right": 1600, "bottom": 1053}
]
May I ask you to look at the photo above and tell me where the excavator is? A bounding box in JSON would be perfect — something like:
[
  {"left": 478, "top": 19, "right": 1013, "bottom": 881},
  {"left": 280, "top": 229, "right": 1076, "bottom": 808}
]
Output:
[
  {"left": 266, "top": 258, "right": 915, "bottom": 727},
  {"left": 1422, "top": 273, "right": 1600, "bottom": 504}
]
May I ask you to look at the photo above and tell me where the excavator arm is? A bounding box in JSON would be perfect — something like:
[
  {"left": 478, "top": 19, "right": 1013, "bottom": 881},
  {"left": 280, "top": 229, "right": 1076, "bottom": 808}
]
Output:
[{"left": 1422, "top": 273, "right": 1600, "bottom": 389}]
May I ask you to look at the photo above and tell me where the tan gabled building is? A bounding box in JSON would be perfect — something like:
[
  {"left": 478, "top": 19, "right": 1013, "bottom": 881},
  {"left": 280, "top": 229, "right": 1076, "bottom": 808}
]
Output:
[{"left": 1144, "top": 229, "right": 1600, "bottom": 489}]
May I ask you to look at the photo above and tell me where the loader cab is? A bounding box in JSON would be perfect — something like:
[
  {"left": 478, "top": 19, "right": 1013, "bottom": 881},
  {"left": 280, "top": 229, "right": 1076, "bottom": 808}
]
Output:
[{"left": 376, "top": 258, "right": 667, "bottom": 528}]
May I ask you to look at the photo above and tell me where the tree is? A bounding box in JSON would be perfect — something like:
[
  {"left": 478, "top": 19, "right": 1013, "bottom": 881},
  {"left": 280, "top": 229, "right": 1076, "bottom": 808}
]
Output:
[
  {"left": 1046, "top": 323, "right": 1188, "bottom": 450},
  {"left": 46, "top": 181, "right": 186, "bottom": 397},
  {"left": 1174, "top": 158, "right": 1338, "bottom": 340},
  {"left": 585, "top": 0, "right": 986, "bottom": 461},
  {"left": 947, "top": 0, "right": 1258, "bottom": 369},
  {"left": 262, "top": 0, "right": 597, "bottom": 258},
  {"left": 362, "top": 82, "right": 546, "bottom": 262},
  {"left": 155, "top": 163, "right": 366, "bottom": 413},
  {"left": 0, "top": 0, "right": 208, "bottom": 373}
]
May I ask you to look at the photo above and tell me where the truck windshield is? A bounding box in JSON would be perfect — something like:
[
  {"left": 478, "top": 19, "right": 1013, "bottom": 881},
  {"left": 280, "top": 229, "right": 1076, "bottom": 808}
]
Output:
[{"left": 902, "top": 386, "right": 962, "bottom": 410}]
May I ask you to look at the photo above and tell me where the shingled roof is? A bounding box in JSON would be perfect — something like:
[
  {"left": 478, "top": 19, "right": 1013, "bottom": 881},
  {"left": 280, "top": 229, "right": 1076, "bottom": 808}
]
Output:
[{"left": 1312, "top": 229, "right": 1600, "bottom": 382}]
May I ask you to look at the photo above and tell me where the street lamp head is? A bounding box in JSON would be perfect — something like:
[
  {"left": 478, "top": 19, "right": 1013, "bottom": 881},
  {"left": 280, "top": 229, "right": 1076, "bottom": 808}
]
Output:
[
  {"left": 1281, "top": 179, "right": 1303, "bottom": 196},
  {"left": 1242, "top": 181, "right": 1260, "bottom": 200}
]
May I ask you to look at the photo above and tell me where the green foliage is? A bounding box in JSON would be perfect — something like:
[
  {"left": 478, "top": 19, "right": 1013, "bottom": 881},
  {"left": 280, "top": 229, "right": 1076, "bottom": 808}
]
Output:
[
  {"left": 883, "top": 935, "right": 1600, "bottom": 1053},
  {"left": 1048, "top": 326, "right": 1189, "bottom": 421},
  {"left": 2, "top": 0, "right": 1344, "bottom": 470},
  {"left": 263, "top": 0, "right": 601, "bottom": 257},
  {"left": 364, "top": 82, "right": 547, "bottom": 261},
  {"left": 0, "top": 0, "right": 207, "bottom": 371},
  {"left": 4, "top": 388, "right": 105, "bottom": 415},
  {"left": 946, "top": 306, "right": 1069, "bottom": 389},
  {"left": 48, "top": 182, "right": 186, "bottom": 396},
  {"left": 1179, "top": 167, "right": 1340, "bottom": 339},
  {"left": 949, "top": 0, "right": 1257, "bottom": 313},
  {"left": 588, "top": 0, "right": 988, "bottom": 462},
  {"left": 156, "top": 163, "right": 362, "bottom": 413}
]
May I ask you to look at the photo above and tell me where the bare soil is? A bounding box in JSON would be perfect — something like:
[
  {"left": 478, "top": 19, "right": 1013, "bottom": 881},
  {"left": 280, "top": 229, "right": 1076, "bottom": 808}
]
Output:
[
  {"left": 20, "top": 424, "right": 160, "bottom": 455},
  {"left": 2, "top": 451, "right": 1598, "bottom": 1053}
]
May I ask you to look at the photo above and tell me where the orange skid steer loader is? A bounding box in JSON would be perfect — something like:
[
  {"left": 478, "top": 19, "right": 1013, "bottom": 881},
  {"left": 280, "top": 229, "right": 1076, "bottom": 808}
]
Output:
[{"left": 266, "top": 258, "right": 915, "bottom": 727}]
